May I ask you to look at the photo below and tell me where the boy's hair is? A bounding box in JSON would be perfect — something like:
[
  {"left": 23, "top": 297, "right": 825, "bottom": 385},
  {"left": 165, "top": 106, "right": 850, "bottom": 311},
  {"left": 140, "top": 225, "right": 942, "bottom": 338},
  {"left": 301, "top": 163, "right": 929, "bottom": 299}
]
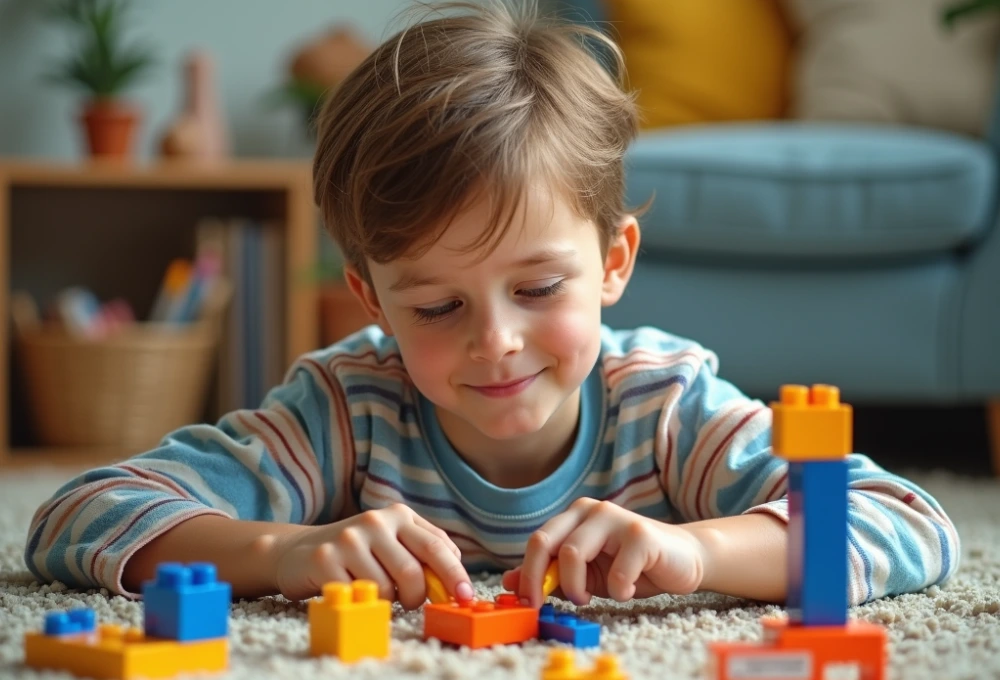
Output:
[{"left": 313, "top": 0, "right": 638, "bottom": 280}]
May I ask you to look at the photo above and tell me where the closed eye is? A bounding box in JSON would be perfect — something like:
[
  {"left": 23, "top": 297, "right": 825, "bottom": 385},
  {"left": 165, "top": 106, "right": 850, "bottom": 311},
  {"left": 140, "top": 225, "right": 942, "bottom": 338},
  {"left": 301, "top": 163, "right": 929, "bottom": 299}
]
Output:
[
  {"left": 517, "top": 280, "right": 565, "bottom": 298},
  {"left": 412, "top": 300, "right": 461, "bottom": 324}
]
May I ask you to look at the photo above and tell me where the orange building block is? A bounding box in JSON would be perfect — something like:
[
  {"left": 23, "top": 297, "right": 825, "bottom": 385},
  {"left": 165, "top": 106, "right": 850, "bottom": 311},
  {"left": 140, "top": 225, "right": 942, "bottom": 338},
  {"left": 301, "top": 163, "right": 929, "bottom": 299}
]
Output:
[
  {"left": 708, "top": 617, "right": 886, "bottom": 680},
  {"left": 771, "top": 384, "right": 852, "bottom": 461},
  {"left": 541, "top": 649, "right": 629, "bottom": 680},
  {"left": 24, "top": 624, "right": 227, "bottom": 680},
  {"left": 308, "top": 580, "right": 391, "bottom": 662},
  {"left": 424, "top": 594, "right": 539, "bottom": 648}
]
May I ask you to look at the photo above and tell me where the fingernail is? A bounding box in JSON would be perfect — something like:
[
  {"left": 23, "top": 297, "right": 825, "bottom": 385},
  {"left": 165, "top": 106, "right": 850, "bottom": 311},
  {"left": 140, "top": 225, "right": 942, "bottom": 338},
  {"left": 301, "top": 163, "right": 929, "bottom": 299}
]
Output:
[
  {"left": 456, "top": 582, "right": 474, "bottom": 601},
  {"left": 520, "top": 597, "right": 530, "bottom": 606}
]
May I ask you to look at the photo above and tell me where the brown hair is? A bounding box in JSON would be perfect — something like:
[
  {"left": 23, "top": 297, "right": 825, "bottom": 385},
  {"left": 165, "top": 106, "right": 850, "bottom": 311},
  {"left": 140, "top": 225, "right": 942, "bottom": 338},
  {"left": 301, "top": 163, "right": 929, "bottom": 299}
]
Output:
[{"left": 313, "top": 0, "right": 639, "bottom": 280}]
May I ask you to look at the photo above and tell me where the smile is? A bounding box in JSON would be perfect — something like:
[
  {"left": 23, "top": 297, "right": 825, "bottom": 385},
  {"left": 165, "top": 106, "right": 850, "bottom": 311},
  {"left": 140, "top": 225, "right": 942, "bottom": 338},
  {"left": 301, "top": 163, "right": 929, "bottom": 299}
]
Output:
[{"left": 467, "top": 372, "right": 540, "bottom": 398}]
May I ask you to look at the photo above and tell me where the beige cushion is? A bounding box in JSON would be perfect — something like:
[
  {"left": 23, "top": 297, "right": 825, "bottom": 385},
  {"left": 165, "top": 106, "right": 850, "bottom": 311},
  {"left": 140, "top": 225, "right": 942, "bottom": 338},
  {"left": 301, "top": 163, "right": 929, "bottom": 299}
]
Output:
[{"left": 783, "top": 0, "right": 1000, "bottom": 136}]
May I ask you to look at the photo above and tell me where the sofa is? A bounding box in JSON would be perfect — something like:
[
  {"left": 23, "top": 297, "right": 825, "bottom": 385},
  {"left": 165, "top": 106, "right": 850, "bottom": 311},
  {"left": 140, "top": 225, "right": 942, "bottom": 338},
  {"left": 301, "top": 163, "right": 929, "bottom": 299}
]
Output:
[{"left": 555, "top": 0, "right": 1000, "bottom": 472}]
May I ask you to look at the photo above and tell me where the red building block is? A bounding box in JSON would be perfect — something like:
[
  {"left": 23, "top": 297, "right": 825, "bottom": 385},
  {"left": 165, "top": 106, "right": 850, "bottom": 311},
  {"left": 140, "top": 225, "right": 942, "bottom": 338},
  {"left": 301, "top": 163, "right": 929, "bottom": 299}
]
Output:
[
  {"left": 708, "top": 616, "right": 886, "bottom": 680},
  {"left": 424, "top": 594, "right": 538, "bottom": 649}
]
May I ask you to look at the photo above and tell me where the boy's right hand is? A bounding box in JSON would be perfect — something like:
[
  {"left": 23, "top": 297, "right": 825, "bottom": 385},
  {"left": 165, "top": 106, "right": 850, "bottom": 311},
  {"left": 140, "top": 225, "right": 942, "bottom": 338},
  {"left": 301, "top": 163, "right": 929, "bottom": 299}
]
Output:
[{"left": 269, "top": 503, "right": 473, "bottom": 609}]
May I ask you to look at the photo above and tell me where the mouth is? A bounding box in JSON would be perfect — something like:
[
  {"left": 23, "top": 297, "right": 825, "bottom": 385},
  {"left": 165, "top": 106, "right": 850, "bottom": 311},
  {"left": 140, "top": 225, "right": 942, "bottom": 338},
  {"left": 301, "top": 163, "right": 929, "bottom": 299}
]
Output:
[{"left": 467, "top": 372, "right": 540, "bottom": 398}]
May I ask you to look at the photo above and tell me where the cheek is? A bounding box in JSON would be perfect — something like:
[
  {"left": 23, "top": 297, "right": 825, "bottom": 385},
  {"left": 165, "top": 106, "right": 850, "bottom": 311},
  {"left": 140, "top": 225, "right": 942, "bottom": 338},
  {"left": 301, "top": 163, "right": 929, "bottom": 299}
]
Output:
[
  {"left": 532, "top": 296, "right": 602, "bottom": 366},
  {"left": 392, "top": 327, "right": 460, "bottom": 390}
]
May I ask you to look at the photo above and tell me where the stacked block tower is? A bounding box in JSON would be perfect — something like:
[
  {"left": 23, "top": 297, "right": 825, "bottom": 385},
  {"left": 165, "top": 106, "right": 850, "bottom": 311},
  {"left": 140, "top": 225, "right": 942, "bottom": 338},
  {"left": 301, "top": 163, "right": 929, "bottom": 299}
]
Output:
[
  {"left": 708, "top": 384, "right": 887, "bottom": 680},
  {"left": 24, "top": 562, "right": 230, "bottom": 679}
]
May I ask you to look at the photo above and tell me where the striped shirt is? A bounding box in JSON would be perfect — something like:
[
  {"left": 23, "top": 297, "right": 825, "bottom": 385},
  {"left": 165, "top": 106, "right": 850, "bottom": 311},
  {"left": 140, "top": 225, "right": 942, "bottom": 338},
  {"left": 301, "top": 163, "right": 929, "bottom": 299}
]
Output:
[{"left": 24, "top": 325, "right": 960, "bottom": 602}]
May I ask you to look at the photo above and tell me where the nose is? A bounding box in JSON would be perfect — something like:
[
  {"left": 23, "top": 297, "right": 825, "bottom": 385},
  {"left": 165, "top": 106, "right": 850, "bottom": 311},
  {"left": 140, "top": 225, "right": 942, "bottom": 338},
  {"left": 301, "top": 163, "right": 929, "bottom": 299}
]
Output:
[{"left": 469, "top": 309, "right": 523, "bottom": 364}]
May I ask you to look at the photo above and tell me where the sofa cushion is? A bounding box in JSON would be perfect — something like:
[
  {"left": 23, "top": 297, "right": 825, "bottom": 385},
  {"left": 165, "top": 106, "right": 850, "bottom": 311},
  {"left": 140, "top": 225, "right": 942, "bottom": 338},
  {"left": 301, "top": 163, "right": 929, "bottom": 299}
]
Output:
[
  {"left": 626, "top": 123, "right": 996, "bottom": 260},
  {"left": 781, "top": 0, "right": 1000, "bottom": 138},
  {"left": 604, "top": 0, "right": 791, "bottom": 129}
]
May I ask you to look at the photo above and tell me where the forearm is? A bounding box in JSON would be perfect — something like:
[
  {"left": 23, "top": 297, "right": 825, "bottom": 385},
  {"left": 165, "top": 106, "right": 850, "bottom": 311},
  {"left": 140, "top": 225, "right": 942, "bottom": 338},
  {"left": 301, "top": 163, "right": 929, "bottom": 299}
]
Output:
[
  {"left": 682, "top": 512, "right": 788, "bottom": 603},
  {"left": 122, "top": 515, "right": 308, "bottom": 599}
]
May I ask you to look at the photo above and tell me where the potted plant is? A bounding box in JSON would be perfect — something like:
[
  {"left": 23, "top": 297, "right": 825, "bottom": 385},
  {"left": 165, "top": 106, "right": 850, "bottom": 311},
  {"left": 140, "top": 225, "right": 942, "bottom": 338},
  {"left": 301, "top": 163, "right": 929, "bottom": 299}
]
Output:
[
  {"left": 306, "top": 249, "right": 373, "bottom": 347},
  {"left": 943, "top": 0, "right": 1000, "bottom": 25},
  {"left": 45, "top": 0, "right": 156, "bottom": 159}
]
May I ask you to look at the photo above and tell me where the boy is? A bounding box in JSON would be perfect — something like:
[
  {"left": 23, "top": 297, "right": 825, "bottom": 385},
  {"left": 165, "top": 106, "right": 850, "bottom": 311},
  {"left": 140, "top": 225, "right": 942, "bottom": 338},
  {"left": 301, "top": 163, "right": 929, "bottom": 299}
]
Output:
[{"left": 26, "top": 1, "right": 958, "bottom": 611}]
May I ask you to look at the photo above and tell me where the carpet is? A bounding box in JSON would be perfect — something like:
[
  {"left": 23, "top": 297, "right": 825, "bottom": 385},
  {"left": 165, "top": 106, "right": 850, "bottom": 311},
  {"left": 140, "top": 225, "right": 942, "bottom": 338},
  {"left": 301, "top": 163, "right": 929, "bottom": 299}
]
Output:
[{"left": 1, "top": 466, "right": 998, "bottom": 680}]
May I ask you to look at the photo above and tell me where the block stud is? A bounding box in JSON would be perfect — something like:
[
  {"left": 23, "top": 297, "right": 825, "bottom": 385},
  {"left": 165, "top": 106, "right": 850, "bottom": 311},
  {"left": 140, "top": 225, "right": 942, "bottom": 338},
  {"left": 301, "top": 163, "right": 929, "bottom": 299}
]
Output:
[
  {"left": 781, "top": 384, "right": 809, "bottom": 406},
  {"left": 353, "top": 580, "right": 378, "bottom": 603},
  {"left": 543, "top": 649, "right": 577, "bottom": 679},
  {"left": 322, "top": 582, "right": 352, "bottom": 606},
  {"left": 810, "top": 384, "right": 840, "bottom": 407},
  {"left": 190, "top": 563, "right": 217, "bottom": 585},
  {"left": 155, "top": 562, "right": 191, "bottom": 588}
]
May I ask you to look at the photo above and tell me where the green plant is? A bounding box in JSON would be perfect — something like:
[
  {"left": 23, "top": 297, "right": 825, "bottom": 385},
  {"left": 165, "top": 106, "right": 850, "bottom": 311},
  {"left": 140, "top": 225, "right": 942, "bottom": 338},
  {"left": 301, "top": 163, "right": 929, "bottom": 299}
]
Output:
[
  {"left": 943, "top": 0, "right": 1000, "bottom": 27},
  {"left": 45, "top": 0, "right": 156, "bottom": 99}
]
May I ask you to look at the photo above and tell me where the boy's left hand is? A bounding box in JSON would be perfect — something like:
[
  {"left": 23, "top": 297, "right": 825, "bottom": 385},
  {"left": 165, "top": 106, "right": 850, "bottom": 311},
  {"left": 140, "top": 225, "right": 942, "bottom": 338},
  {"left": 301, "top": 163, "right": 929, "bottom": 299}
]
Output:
[{"left": 502, "top": 498, "right": 707, "bottom": 608}]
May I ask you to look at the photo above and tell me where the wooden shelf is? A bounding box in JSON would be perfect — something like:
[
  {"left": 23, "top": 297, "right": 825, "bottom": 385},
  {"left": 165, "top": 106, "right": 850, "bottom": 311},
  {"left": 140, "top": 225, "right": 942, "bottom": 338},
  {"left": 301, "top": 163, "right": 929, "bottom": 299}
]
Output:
[{"left": 0, "top": 158, "right": 321, "bottom": 469}]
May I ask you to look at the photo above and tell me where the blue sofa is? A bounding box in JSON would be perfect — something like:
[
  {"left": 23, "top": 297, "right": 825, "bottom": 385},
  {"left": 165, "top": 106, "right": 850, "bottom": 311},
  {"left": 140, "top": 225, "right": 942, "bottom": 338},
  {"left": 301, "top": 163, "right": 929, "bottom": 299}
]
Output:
[{"left": 556, "top": 1, "right": 1000, "bottom": 417}]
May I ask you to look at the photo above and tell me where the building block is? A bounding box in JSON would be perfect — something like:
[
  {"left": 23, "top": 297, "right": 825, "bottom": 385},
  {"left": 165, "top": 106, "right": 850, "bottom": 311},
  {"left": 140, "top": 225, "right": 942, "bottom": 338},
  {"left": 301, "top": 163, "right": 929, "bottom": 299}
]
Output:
[
  {"left": 542, "top": 559, "right": 561, "bottom": 598},
  {"left": 44, "top": 608, "right": 97, "bottom": 635},
  {"left": 538, "top": 604, "right": 600, "bottom": 648},
  {"left": 424, "top": 565, "right": 451, "bottom": 604},
  {"left": 424, "top": 594, "right": 539, "bottom": 648},
  {"left": 309, "top": 580, "right": 391, "bottom": 662},
  {"left": 787, "top": 459, "right": 849, "bottom": 626},
  {"left": 707, "top": 616, "right": 886, "bottom": 680},
  {"left": 142, "top": 562, "right": 231, "bottom": 641},
  {"left": 771, "top": 385, "right": 852, "bottom": 461},
  {"left": 24, "top": 620, "right": 227, "bottom": 680},
  {"left": 541, "top": 649, "right": 628, "bottom": 680}
]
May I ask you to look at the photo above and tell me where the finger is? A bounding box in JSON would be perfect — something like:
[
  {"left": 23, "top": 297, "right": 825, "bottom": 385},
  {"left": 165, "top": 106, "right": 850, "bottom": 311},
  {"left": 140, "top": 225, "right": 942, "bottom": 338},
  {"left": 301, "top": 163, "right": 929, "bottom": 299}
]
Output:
[
  {"left": 370, "top": 537, "right": 428, "bottom": 610},
  {"left": 285, "top": 543, "right": 352, "bottom": 601},
  {"left": 502, "top": 568, "right": 521, "bottom": 593},
  {"left": 339, "top": 543, "right": 395, "bottom": 603},
  {"left": 413, "top": 515, "right": 462, "bottom": 561},
  {"left": 558, "top": 516, "right": 617, "bottom": 607},
  {"left": 519, "top": 507, "right": 590, "bottom": 608},
  {"left": 605, "top": 534, "right": 652, "bottom": 601},
  {"left": 399, "top": 523, "right": 474, "bottom": 603}
]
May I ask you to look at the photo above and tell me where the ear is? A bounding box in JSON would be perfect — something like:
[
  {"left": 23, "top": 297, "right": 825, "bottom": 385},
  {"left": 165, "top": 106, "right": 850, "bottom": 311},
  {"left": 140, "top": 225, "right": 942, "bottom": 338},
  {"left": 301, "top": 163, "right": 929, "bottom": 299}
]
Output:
[
  {"left": 344, "top": 265, "right": 395, "bottom": 336},
  {"left": 601, "top": 216, "right": 640, "bottom": 306}
]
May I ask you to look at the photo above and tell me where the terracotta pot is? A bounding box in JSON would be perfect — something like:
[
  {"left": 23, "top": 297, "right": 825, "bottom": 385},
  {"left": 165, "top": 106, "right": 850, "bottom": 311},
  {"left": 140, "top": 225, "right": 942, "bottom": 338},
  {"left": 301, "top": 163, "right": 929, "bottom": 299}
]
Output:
[
  {"left": 319, "top": 284, "right": 372, "bottom": 346},
  {"left": 81, "top": 100, "right": 141, "bottom": 158}
]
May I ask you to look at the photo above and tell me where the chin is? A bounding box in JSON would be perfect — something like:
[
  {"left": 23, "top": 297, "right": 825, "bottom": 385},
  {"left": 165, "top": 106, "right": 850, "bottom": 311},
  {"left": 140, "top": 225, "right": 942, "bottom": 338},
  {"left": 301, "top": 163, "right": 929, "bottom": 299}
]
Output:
[{"left": 473, "top": 410, "right": 550, "bottom": 440}]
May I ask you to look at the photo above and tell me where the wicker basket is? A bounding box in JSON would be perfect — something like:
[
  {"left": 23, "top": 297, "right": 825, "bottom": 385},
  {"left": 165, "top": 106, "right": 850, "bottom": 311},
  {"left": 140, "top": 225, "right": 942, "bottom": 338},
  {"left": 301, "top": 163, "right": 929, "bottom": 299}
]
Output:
[{"left": 17, "top": 320, "right": 223, "bottom": 450}]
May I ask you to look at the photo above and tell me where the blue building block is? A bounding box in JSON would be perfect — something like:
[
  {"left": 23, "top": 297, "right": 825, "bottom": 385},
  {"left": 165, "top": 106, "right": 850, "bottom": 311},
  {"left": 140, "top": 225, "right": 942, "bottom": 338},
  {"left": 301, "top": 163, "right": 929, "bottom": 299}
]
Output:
[
  {"left": 44, "top": 608, "right": 96, "bottom": 636},
  {"left": 538, "top": 604, "right": 600, "bottom": 648},
  {"left": 787, "top": 460, "right": 849, "bottom": 627},
  {"left": 142, "top": 562, "right": 231, "bottom": 641}
]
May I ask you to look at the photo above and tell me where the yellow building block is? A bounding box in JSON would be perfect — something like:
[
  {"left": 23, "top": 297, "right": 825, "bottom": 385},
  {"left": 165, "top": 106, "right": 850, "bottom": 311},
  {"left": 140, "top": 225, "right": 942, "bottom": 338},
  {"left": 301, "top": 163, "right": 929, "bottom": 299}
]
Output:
[
  {"left": 309, "top": 580, "right": 391, "bottom": 662},
  {"left": 24, "top": 624, "right": 227, "bottom": 679},
  {"left": 770, "top": 384, "right": 852, "bottom": 461},
  {"left": 424, "top": 565, "right": 450, "bottom": 604},
  {"left": 541, "top": 649, "right": 629, "bottom": 680}
]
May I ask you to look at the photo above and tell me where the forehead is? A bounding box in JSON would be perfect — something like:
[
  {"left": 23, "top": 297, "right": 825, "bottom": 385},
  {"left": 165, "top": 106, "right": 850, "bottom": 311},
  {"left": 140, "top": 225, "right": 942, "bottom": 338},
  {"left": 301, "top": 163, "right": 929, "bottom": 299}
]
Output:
[{"left": 410, "top": 182, "right": 587, "bottom": 265}]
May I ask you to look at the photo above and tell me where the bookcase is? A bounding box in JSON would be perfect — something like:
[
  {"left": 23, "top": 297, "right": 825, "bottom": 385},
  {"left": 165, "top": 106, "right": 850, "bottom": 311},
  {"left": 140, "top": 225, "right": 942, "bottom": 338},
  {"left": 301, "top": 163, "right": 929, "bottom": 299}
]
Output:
[{"left": 0, "top": 159, "right": 320, "bottom": 470}]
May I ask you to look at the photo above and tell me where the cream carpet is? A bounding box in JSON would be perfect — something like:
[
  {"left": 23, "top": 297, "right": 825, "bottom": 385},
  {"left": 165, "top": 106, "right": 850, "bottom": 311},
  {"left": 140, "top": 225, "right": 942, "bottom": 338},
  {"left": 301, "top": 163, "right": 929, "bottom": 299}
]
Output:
[{"left": 1, "top": 466, "right": 998, "bottom": 680}]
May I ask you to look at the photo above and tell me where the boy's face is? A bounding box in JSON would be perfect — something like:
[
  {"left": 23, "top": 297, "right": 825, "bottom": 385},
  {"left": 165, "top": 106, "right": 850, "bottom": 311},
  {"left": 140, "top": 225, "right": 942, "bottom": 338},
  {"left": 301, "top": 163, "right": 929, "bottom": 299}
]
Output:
[{"left": 348, "top": 185, "right": 638, "bottom": 452}]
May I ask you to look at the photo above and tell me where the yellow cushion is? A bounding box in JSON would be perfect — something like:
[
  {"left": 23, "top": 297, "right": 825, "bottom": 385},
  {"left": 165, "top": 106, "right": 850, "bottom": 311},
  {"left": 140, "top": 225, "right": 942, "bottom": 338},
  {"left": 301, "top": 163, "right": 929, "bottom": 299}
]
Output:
[{"left": 604, "top": 0, "right": 792, "bottom": 128}]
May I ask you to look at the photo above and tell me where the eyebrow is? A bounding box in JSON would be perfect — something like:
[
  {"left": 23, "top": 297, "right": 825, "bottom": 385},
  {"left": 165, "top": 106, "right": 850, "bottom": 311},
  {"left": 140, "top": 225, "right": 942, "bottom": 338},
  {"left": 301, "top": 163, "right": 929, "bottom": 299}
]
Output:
[{"left": 388, "top": 247, "right": 577, "bottom": 292}]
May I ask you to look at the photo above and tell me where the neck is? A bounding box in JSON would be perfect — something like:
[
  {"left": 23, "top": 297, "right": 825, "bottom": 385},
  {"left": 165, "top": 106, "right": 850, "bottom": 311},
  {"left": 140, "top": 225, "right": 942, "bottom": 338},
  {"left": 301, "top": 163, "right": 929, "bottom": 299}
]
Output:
[{"left": 436, "top": 388, "right": 581, "bottom": 489}]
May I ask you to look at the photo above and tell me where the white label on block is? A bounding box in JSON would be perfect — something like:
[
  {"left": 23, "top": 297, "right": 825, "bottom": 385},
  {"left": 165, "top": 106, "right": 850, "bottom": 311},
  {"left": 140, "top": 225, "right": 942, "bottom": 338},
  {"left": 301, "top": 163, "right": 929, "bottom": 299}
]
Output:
[{"left": 727, "top": 652, "right": 812, "bottom": 679}]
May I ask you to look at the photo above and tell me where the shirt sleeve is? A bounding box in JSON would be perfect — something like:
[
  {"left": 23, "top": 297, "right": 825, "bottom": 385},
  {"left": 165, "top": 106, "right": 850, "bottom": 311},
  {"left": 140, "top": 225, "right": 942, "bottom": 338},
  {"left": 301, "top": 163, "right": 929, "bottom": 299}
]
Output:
[
  {"left": 23, "top": 353, "right": 353, "bottom": 598},
  {"left": 655, "top": 359, "right": 961, "bottom": 605}
]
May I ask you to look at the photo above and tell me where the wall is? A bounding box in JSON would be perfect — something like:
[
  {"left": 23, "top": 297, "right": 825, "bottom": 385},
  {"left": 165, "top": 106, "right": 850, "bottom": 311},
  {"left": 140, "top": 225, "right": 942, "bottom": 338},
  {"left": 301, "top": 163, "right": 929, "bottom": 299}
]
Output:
[{"left": 0, "top": 0, "right": 425, "bottom": 160}]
